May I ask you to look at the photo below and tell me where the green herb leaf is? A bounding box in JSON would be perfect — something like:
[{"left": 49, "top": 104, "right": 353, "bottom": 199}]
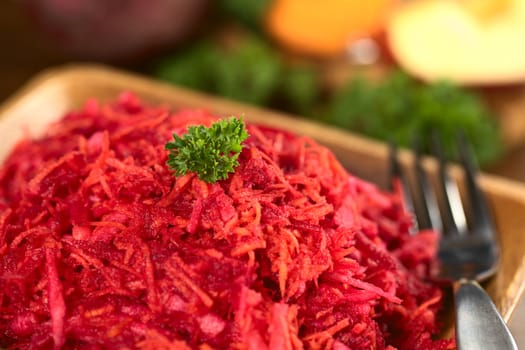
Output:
[
  {"left": 154, "top": 36, "right": 319, "bottom": 115},
  {"left": 327, "top": 70, "right": 503, "bottom": 166},
  {"left": 165, "top": 117, "right": 249, "bottom": 183}
]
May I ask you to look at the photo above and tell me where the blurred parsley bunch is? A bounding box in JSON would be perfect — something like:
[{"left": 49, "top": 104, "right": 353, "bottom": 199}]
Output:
[
  {"left": 154, "top": 36, "right": 319, "bottom": 116},
  {"left": 328, "top": 71, "right": 502, "bottom": 166}
]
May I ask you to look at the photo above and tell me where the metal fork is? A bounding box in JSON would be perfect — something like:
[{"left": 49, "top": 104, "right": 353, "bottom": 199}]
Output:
[{"left": 389, "top": 135, "right": 518, "bottom": 350}]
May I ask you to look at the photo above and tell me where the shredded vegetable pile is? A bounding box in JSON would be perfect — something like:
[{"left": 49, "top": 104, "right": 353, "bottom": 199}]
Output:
[{"left": 0, "top": 93, "right": 454, "bottom": 349}]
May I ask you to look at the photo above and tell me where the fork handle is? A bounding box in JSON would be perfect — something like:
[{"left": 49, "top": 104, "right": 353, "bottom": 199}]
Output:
[{"left": 455, "top": 279, "right": 518, "bottom": 350}]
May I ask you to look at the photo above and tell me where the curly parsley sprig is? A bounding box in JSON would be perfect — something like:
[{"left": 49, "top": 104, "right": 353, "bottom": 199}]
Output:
[{"left": 165, "top": 117, "right": 249, "bottom": 183}]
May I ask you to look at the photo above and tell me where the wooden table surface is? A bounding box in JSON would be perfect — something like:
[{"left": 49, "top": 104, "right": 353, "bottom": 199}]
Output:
[{"left": 2, "top": 1, "right": 525, "bottom": 347}]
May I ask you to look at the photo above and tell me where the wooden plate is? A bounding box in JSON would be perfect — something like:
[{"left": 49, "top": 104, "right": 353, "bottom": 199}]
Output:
[{"left": 2, "top": 63, "right": 525, "bottom": 334}]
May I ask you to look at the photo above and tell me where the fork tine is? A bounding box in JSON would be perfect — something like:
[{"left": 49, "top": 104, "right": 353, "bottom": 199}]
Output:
[
  {"left": 431, "top": 133, "right": 468, "bottom": 236},
  {"left": 413, "top": 139, "right": 441, "bottom": 231},
  {"left": 389, "top": 141, "right": 418, "bottom": 234},
  {"left": 456, "top": 132, "right": 495, "bottom": 238}
]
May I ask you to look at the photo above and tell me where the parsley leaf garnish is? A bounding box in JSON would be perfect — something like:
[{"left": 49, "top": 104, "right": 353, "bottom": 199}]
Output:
[{"left": 165, "top": 117, "right": 249, "bottom": 183}]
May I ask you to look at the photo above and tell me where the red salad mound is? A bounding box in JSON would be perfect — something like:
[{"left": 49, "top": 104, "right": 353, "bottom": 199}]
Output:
[{"left": 0, "top": 93, "right": 454, "bottom": 349}]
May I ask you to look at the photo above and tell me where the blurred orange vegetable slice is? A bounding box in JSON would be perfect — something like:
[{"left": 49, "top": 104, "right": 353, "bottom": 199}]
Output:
[{"left": 265, "top": 0, "right": 397, "bottom": 58}]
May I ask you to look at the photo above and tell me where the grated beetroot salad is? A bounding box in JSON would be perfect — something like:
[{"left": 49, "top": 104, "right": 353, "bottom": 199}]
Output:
[{"left": 0, "top": 93, "right": 454, "bottom": 349}]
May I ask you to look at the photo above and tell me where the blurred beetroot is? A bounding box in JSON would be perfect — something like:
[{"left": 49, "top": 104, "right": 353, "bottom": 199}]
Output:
[{"left": 20, "top": 0, "right": 211, "bottom": 62}]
